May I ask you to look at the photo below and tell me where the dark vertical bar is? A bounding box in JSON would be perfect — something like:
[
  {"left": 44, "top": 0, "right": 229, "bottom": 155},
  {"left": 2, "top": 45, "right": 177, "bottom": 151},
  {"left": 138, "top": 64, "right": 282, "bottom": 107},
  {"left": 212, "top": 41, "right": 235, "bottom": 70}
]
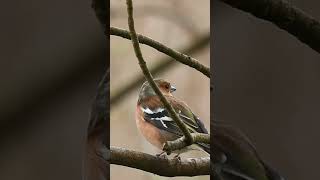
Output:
[
  {"left": 210, "top": 1, "right": 215, "bottom": 180},
  {"left": 85, "top": 0, "right": 109, "bottom": 180}
]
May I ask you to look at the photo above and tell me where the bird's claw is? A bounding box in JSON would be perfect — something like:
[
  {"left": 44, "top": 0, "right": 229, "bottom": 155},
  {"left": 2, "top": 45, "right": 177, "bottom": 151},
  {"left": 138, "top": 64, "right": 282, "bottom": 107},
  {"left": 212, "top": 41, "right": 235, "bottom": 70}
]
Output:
[
  {"left": 173, "top": 154, "right": 181, "bottom": 161},
  {"left": 156, "top": 151, "right": 167, "bottom": 159}
]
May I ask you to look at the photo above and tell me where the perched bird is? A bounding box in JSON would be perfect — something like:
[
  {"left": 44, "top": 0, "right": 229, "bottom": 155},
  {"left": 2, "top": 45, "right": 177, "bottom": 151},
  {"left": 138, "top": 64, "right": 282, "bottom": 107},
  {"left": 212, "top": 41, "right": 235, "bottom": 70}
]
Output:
[
  {"left": 135, "top": 79, "right": 210, "bottom": 155},
  {"left": 136, "top": 79, "right": 285, "bottom": 180}
]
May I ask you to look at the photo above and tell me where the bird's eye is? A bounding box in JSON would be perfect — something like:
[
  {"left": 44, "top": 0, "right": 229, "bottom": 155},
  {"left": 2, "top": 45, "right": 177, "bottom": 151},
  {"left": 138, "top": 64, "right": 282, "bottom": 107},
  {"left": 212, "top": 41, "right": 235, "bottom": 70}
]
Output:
[{"left": 165, "top": 84, "right": 170, "bottom": 89}]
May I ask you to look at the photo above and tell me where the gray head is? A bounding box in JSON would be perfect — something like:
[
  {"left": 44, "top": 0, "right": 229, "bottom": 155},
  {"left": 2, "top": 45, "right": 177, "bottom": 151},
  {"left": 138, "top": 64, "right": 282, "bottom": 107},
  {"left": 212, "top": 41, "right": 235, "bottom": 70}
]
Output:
[{"left": 138, "top": 79, "right": 176, "bottom": 101}]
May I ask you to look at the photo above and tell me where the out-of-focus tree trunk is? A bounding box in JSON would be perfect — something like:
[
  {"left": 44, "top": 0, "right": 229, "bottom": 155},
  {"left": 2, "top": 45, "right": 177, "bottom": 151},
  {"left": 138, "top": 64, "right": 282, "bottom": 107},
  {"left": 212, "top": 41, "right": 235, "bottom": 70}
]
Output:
[
  {"left": 84, "top": 1, "right": 108, "bottom": 179},
  {"left": 84, "top": 135, "right": 109, "bottom": 180},
  {"left": 84, "top": 71, "right": 109, "bottom": 180}
]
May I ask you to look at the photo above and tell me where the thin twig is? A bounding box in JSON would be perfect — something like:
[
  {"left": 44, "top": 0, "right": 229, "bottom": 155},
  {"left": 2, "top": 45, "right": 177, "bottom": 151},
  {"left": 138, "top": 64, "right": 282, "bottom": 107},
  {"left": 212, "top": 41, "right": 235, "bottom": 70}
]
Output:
[
  {"left": 220, "top": 0, "right": 320, "bottom": 54},
  {"left": 110, "top": 146, "right": 210, "bottom": 177},
  {"left": 163, "top": 133, "right": 210, "bottom": 154},
  {"left": 110, "top": 27, "right": 210, "bottom": 77},
  {"left": 125, "top": 0, "right": 193, "bottom": 143},
  {"left": 110, "top": 33, "right": 210, "bottom": 107}
]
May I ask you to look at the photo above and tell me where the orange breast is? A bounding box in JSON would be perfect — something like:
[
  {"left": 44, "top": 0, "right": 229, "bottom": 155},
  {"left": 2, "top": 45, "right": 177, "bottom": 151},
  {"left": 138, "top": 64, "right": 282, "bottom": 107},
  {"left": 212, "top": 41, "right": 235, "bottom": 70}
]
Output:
[{"left": 135, "top": 106, "right": 167, "bottom": 150}]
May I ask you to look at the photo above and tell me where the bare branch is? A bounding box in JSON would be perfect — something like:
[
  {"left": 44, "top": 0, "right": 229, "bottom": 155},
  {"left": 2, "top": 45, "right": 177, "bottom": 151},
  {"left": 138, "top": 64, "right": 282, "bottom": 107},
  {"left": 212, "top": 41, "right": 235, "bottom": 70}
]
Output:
[
  {"left": 220, "top": 0, "right": 320, "bottom": 54},
  {"left": 110, "top": 27, "right": 210, "bottom": 78},
  {"left": 125, "top": 0, "right": 193, "bottom": 143},
  {"left": 110, "top": 33, "right": 210, "bottom": 107},
  {"left": 110, "top": 146, "right": 210, "bottom": 177},
  {"left": 163, "top": 133, "right": 210, "bottom": 155}
]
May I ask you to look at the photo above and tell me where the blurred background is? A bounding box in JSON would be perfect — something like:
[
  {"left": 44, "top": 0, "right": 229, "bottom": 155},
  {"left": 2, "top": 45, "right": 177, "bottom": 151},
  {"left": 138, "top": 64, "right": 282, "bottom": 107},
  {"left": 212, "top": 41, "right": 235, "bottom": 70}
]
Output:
[
  {"left": 213, "top": 0, "right": 320, "bottom": 180},
  {"left": 110, "top": 0, "right": 210, "bottom": 180},
  {"left": 0, "top": 1, "right": 106, "bottom": 180},
  {"left": 2, "top": 0, "right": 318, "bottom": 180}
]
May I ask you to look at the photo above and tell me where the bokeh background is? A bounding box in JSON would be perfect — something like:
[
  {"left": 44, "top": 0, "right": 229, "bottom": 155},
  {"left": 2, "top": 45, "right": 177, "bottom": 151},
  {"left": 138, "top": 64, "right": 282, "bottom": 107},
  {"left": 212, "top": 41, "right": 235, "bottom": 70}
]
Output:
[
  {"left": 0, "top": 1, "right": 106, "bottom": 180},
  {"left": 110, "top": 0, "right": 210, "bottom": 180},
  {"left": 213, "top": 0, "right": 320, "bottom": 180},
  {"left": 1, "top": 0, "right": 319, "bottom": 180}
]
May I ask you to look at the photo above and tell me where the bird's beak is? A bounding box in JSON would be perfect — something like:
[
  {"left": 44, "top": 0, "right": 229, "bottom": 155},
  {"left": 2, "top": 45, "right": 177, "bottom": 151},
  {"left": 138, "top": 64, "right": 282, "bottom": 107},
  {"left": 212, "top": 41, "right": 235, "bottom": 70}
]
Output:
[{"left": 170, "top": 86, "right": 176, "bottom": 92}]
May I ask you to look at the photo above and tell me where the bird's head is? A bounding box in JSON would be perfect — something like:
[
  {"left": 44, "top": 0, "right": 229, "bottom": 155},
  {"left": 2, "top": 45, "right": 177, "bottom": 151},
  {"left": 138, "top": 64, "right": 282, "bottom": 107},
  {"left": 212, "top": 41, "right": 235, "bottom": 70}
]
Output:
[{"left": 138, "top": 79, "right": 176, "bottom": 100}]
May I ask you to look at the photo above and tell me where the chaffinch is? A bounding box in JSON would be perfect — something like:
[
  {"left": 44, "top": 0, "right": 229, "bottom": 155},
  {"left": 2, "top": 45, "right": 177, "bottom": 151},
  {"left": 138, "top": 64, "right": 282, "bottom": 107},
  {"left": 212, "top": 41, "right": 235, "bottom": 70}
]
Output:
[
  {"left": 135, "top": 79, "right": 210, "bottom": 155},
  {"left": 135, "top": 80, "right": 284, "bottom": 180}
]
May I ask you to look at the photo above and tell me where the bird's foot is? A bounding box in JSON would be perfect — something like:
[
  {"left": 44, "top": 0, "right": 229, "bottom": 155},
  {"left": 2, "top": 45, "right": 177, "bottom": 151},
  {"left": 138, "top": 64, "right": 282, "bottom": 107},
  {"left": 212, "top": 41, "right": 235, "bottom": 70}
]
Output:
[
  {"left": 173, "top": 154, "right": 181, "bottom": 161},
  {"left": 156, "top": 151, "right": 167, "bottom": 159}
]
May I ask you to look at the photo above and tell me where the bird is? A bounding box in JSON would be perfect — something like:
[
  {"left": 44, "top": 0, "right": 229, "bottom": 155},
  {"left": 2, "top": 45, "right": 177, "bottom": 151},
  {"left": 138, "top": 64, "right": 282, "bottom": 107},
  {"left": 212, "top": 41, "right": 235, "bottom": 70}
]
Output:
[
  {"left": 136, "top": 79, "right": 285, "bottom": 180},
  {"left": 135, "top": 79, "right": 210, "bottom": 156}
]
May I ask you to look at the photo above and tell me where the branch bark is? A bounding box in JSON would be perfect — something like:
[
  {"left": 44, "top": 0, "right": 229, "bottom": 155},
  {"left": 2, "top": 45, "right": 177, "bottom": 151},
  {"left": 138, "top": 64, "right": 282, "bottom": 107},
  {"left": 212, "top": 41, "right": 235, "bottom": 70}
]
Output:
[
  {"left": 220, "top": 0, "right": 320, "bottom": 54},
  {"left": 125, "top": 0, "right": 194, "bottom": 144},
  {"left": 110, "top": 33, "right": 210, "bottom": 107},
  {"left": 163, "top": 133, "right": 210, "bottom": 155},
  {"left": 110, "top": 146, "right": 210, "bottom": 177},
  {"left": 110, "top": 27, "right": 210, "bottom": 77}
]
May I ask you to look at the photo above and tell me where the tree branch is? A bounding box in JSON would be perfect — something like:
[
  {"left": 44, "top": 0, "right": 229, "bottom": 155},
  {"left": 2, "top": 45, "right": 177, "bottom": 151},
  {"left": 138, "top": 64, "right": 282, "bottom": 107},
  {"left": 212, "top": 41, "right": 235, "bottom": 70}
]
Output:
[
  {"left": 110, "top": 146, "right": 210, "bottom": 177},
  {"left": 110, "top": 33, "right": 210, "bottom": 107},
  {"left": 163, "top": 133, "right": 210, "bottom": 155},
  {"left": 220, "top": 0, "right": 320, "bottom": 54},
  {"left": 125, "top": 0, "right": 194, "bottom": 144},
  {"left": 110, "top": 27, "right": 210, "bottom": 77}
]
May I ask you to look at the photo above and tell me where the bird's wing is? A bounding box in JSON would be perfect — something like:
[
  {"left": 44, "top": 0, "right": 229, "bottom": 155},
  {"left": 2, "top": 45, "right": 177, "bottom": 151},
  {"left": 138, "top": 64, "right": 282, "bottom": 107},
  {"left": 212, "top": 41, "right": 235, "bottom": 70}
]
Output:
[{"left": 140, "top": 95, "right": 207, "bottom": 136}]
